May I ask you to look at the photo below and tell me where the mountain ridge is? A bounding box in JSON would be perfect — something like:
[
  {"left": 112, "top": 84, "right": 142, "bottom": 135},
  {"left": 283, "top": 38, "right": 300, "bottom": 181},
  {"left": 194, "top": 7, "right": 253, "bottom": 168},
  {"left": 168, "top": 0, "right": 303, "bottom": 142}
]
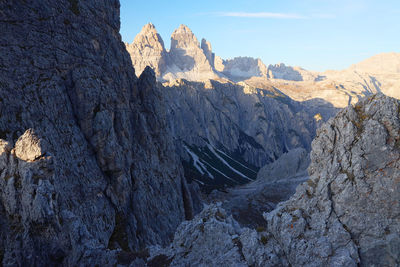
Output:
[{"left": 127, "top": 23, "right": 400, "bottom": 108}]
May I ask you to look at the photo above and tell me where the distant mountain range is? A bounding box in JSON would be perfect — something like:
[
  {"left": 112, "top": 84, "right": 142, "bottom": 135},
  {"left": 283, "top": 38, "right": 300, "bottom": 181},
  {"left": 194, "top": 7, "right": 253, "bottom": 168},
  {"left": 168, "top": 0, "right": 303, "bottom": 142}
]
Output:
[
  {"left": 127, "top": 23, "right": 400, "bottom": 108},
  {"left": 124, "top": 23, "right": 400, "bottom": 190}
]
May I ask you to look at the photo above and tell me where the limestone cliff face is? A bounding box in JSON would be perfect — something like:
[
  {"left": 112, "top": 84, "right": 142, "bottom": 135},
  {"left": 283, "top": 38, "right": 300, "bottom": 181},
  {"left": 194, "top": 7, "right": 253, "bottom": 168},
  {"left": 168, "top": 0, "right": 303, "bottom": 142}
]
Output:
[
  {"left": 165, "top": 25, "right": 219, "bottom": 81},
  {"left": 169, "top": 25, "right": 211, "bottom": 72},
  {"left": 125, "top": 23, "right": 168, "bottom": 78},
  {"left": 150, "top": 94, "right": 400, "bottom": 266},
  {"left": 0, "top": 1, "right": 194, "bottom": 265}
]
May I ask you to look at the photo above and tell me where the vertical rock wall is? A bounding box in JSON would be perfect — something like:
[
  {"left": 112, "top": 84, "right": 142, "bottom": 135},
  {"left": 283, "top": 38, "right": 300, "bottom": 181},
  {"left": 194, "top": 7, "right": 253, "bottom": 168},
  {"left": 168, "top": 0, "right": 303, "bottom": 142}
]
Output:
[{"left": 0, "top": 1, "right": 192, "bottom": 265}]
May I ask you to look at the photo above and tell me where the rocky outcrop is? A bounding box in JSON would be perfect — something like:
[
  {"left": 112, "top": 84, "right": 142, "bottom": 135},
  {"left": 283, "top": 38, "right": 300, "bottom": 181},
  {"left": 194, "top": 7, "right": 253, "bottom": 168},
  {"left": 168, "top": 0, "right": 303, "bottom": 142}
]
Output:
[
  {"left": 152, "top": 94, "right": 400, "bottom": 266},
  {"left": 164, "top": 25, "right": 219, "bottom": 81},
  {"left": 126, "top": 24, "right": 400, "bottom": 110},
  {"left": 265, "top": 93, "right": 400, "bottom": 266},
  {"left": 125, "top": 23, "right": 168, "bottom": 78},
  {"left": 148, "top": 203, "right": 289, "bottom": 266},
  {"left": 201, "top": 38, "right": 225, "bottom": 72},
  {"left": 0, "top": 1, "right": 194, "bottom": 265}
]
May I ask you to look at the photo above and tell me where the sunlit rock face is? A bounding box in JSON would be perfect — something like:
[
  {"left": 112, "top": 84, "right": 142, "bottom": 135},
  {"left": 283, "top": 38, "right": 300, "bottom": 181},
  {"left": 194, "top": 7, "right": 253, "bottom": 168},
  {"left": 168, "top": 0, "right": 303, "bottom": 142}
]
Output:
[
  {"left": 0, "top": 1, "right": 196, "bottom": 265},
  {"left": 125, "top": 23, "right": 168, "bottom": 78},
  {"left": 127, "top": 24, "right": 400, "bottom": 109}
]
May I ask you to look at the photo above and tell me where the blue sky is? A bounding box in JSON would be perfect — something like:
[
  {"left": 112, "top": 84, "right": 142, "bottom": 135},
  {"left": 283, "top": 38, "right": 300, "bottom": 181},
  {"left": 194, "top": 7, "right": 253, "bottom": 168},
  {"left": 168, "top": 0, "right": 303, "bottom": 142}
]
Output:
[{"left": 120, "top": 0, "right": 400, "bottom": 71}]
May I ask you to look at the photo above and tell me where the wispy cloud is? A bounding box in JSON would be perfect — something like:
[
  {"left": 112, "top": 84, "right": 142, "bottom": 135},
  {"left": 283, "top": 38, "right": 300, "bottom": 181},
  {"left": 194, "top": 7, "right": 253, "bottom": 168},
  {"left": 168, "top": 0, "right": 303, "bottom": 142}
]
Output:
[{"left": 217, "top": 12, "right": 307, "bottom": 19}]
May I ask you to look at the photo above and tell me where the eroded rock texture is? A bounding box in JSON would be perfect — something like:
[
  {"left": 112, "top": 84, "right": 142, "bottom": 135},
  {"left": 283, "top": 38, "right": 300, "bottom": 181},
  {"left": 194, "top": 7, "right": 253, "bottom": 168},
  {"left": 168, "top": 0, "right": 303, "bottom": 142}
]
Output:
[
  {"left": 266, "top": 93, "right": 400, "bottom": 266},
  {"left": 0, "top": 1, "right": 194, "bottom": 265},
  {"left": 153, "top": 94, "right": 400, "bottom": 266},
  {"left": 125, "top": 23, "right": 168, "bottom": 78}
]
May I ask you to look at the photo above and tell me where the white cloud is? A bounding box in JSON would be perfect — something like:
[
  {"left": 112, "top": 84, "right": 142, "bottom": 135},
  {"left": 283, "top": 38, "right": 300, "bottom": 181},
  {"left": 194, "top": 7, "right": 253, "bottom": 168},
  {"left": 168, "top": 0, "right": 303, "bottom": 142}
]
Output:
[{"left": 217, "top": 12, "right": 307, "bottom": 19}]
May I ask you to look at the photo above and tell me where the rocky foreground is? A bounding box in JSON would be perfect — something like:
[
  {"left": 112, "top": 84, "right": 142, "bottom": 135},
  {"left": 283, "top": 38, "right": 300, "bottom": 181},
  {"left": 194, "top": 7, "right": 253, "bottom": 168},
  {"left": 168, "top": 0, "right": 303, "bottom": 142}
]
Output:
[
  {"left": 150, "top": 94, "right": 400, "bottom": 266},
  {"left": 0, "top": 1, "right": 198, "bottom": 265}
]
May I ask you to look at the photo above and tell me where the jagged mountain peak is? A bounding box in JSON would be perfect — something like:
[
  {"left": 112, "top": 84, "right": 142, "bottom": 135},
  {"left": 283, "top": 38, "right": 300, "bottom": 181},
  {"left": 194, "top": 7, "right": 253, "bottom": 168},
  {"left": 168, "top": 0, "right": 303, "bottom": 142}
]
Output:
[
  {"left": 171, "top": 24, "right": 200, "bottom": 49},
  {"left": 126, "top": 22, "right": 167, "bottom": 78},
  {"left": 141, "top": 22, "right": 156, "bottom": 32},
  {"left": 132, "top": 22, "right": 164, "bottom": 48},
  {"left": 175, "top": 24, "right": 193, "bottom": 33}
]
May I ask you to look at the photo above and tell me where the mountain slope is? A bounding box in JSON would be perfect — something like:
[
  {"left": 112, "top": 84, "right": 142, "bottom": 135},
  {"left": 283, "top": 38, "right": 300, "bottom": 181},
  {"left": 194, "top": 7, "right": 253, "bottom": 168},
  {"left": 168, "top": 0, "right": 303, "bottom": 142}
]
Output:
[{"left": 162, "top": 79, "right": 321, "bottom": 190}]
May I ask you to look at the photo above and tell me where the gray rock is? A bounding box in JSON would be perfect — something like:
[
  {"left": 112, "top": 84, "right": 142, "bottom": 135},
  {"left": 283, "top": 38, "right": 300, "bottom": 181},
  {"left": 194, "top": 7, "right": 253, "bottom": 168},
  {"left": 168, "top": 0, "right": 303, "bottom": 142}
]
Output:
[
  {"left": 156, "top": 94, "right": 400, "bottom": 266},
  {"left": 264, "top": 93, "right": 400, "bottom": 266},
  {"left": 0, "top": 1, "right": 196, "bottom": 265},
  {"left": 125, "top": 23, "right": 168, "bottom": 78},
  {"left": 149, "top": 203, "right": 288, "bottom": 267}
]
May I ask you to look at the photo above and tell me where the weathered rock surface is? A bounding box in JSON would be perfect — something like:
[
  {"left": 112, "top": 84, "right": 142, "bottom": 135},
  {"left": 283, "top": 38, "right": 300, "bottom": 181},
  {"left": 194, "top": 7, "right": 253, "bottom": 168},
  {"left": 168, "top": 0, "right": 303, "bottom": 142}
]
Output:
[
  {"left": 153, "top": 94, "right": 400, "bottom": 266},
  {"left": 125, "top": 23, "right": 168, "bottom": 78},
  {"left": 148, "top": 203, "right": 288, "bottom": 267},
  {"left": 164, "top": 25, "right": 220, "bottom": 81},
  {"left": 127, "top": 23, "right": 220, "bottom": 81},
  {"left": 0, "top": 1, "right": 195, "bottom": 265},
  {"left": 265, "top": 93, "right": 400, "bottom": 266}
]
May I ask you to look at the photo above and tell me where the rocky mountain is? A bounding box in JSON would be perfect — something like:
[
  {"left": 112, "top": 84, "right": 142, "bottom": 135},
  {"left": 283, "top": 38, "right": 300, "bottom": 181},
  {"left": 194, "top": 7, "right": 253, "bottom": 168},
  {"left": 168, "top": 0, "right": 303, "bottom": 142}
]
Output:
[
  {"left": 125, "top": 23, "right": 167, "bottom": 77},
  {"left": 150, "top": 94, "right": 400, "bottom": 266},
  {"left": 0, "top": 1, "right": 198, "bottom": 265},
  {"left": 128, "top": 24, "right": 400, "bottom": 110},
  {"left": 126, "top": 25, "right": 339, "bottom": 191},
  {"left": 165, "top": 25, "right": 218, "bottom": 81},
  {"left": 128, "top": 23, "right": 305, "bottom": 83},
  {"left": 126, "top": 24, "right": 220, "bottom": 82}
]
